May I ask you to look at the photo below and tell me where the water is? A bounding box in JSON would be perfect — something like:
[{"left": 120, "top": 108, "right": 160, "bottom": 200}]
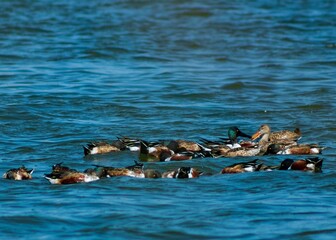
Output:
[{"left": 1, "top": 0, "right": 336, "bottom": 239}]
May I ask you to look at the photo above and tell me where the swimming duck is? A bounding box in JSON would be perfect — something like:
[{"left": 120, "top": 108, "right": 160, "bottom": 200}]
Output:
[
  {"left": 44, "top": 171, "right": 100, "bottom": 184},
  {"left": 159, "top": 150, "right": 207, "bottom": 162},
  {"left": 83, "top": 166, "right": 109, "bottom": 179},
  {"left": 51, "top": 162, "right": 77, "bottom": 174},
  {"left": 44, "top": 163, "right": 100, "bottom": 184},
  {"left": 3, "top": 166, "right": 34, "bottom": 180},
  {"left": 166, "top": 140, "right": 209, "bottom": 153},
  {"left": 83, "top": 140, "right": 126, "bottom": 156},
  {"left": 139, "top": 140, "right": 174, "bottom": 162},
  {"left": 221, "top": 159, "right": 263, "bottom": 174},
  {"left": 279, "top": 157, "right": 323, "bottom": 172},
  {"left": 102, "top": 161, "right": 145, "bottom": 178},
  {"left": 222, "top": 147, "right": 262, "bottom": 157},
  {"left": 201, "top": 126, "right": 252, "bottom": 150},
  {"left": 265, "top": 143, "right": 324, "bottom": 155},
  {"left": 251, "top": 124, "right": 301, "bottom": 143},
  {"left": 162, "top": 167, "right": 202, "bottom": 179}
]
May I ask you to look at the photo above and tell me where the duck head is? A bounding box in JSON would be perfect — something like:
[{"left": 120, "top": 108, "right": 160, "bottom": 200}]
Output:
[
  {"left": 251, "top": 124, "right": 271, "bottom": 142},
  {"left": 228, "top": 126, "right": 251, "bottom": 144}
]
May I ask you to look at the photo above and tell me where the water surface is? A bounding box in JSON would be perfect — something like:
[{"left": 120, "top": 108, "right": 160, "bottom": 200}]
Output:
[{"left": 0, "top": 0, "right": 336, "bottom": 239}]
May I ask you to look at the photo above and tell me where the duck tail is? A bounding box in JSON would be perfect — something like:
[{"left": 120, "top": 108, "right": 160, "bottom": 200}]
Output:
[
  {"left": 83, "top": 145, "right": 91, "bottom": 156},
  {"left": 315, "top": 158, "right": 323, "bottom": 172},
  {"left": 139, "top": 140, "right": 149, "bottom": 155},
  {"left": 44, "top": 175, "right": 59, "bottom": 184}
]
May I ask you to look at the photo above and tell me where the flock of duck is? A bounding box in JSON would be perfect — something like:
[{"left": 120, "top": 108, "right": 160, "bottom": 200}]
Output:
[{"left": 3, "top": 124, "right": 325, "bottom": 184}]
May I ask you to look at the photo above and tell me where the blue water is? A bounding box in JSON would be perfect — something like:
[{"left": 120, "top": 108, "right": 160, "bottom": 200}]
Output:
[{"left": 1, "top": 0, "right": 336, "bottom": 239}]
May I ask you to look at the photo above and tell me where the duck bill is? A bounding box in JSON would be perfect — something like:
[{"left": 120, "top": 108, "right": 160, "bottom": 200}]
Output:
[
  {"left": 251, "top": 131, "right": 261, "bottom": 141},
  {"left": 237, "top": 131, "right": 251, "bottom": 139}
]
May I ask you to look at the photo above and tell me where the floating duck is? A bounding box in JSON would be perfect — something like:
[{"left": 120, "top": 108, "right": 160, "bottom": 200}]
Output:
[
  {"left": 166, "top": 140, "right": 209, "bottom": 153},
  {"left": 139, "top": 140, "right": 173, "bottom": 162},
  {"left": 83, "top": 140, "right": 126, "bottom": 156},
  {"left": 221, "top": 159, "right": 263, "bottom": 174},
  {"left": 265, "top": 143, "right": 324, "bottom": 155},
  {"left": 251, "top": 124, "right": 301, "bottom": 143},
  {"left": 44, "top": 171, "right": 99, "bottom": 184},
  {"left": 3, "top": 166, "right": 34, "bottom": 180},
  {"left": 162, "top": 167, "right": 202, "bottom": 179},
  {"left": 200, "top": 126, "right": 255, "bottom": 157},
  {"left": 279, "top": 157, "right": 323, "bottom": 172},
  {"left": 44, "top": 163, "right": 99, "bottom": 184},
  {"left": 160, "top": 150, "right": 207, "bottom": 162},
  {"left": 201, "top": 126, "right": 252, "bottom": 150},
  {"left": 97, "top": 161, "right": 145, "bottom": 178}
]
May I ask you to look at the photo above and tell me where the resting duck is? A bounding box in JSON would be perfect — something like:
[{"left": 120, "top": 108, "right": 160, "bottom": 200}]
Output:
[
  {"left": 162, "top": 167, "right": 202, "bottom": 179},
  {"left": 221, "top": 159, "right": 263, "bottom": 174},
  {"left": 265, "top": 143, "right": 324, "bottom": 155},
  {"left": 3, "top": 166, "right": 34, "bottom": 180},
  {"left": 83, "top": 139, "right": 126, "bottom": 156},
  {"left": 279, "top": 157, "right": 323, "bottom": 172}
]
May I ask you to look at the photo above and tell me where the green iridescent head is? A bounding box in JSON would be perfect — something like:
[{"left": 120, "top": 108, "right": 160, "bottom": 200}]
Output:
[{"left": 228, "top": 126, "right": 251, "bottom": 144}]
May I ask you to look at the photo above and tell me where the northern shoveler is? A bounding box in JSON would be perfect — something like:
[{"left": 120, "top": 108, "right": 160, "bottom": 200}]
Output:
[
  {"left": 222, "top": 147, "right": 262, "bottom": 157},
  {"left": 279, "top": 157, "right": 323, "bottom": 172},
  {"left": 265, "top": 143, "right": 324, "bottom": 155},
  {"left": 251, "top": 124, "right": 301, "bottom": 143},
  {"left": 102, "top": 161, "right": 145, "bottom": 178},
  {"left": 139, "top": 140, "right": 173, "bottom": 162},
  {"left": 201, "top": 126, "right": 252, "bottom": 150},
  {"left": 160, "top": 150, "right": 207, "bottom": 161},
  {"left": 166, "top": 140, "right": 207, "bottom": 153},
  {"left": 44, "top": 163, "right": 100, "bottom": 184},
  {"left": 44, "top": 171, "right": 99, "bottom": 184},
  {"left": 3, "top": 166, "right": 34, "bottom": 180},
  {"left": 83, "top": 140, "right": 126, "bottom": 156},
  {"left": 162, "top": 167, "right": 202, "bottom": 179},
  {"left": 221, "top": 159, "right": 263, "bottom": 174}
]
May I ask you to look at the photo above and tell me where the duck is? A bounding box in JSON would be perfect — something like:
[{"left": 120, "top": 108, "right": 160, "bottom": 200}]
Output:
[
  {"left": 251, "top": 124, "right": 301, "bottom": 143},
  {"left": 116, "top": 136, "right": 145, "bottom": 151},
  {"left": 101, "top": 161, "right": 145, "bottom": 178},
  {"left": 3, "top": 166, "right": 34, "bottom": 180},
  {"left": 159, "top": 150, "right": 207, "bottom": 161},
  {"left": 200, "top": 127, "right": 256, "bottom": 157},
  {"left": 265, "top": 143, "right": 324, "bottom": 155},
  {"left": 51, "top": 162, "right": 77, "bottom": 174},
  {"left": 221, "top": 159, "right": 263, "bottom": 174},
  {"left": 139, "top": 140, "right": 174, "bottom": 162},
  {"left": 44, "top": 163, "right": 100, "bottom": 184},
  {"left": 279, "top": 157, "right": 323, "bottom": 172},
  {"left": 221, "top": 147, "right": 262, "bottom": 157},
  {"left": 83, "top": 139, "right": 126, "bottom": 156},
  {"left": 44, "top": 171, "right": 100, "bottom": 184},
  {"left": 162, "top": 167, "right": 202, "bottom": 179},
  {"left": 201, "top": 126, "right": 253, "bottom": 150},
  {"left": 166, "top": 140, "right": 210, "bottom": 153}
]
